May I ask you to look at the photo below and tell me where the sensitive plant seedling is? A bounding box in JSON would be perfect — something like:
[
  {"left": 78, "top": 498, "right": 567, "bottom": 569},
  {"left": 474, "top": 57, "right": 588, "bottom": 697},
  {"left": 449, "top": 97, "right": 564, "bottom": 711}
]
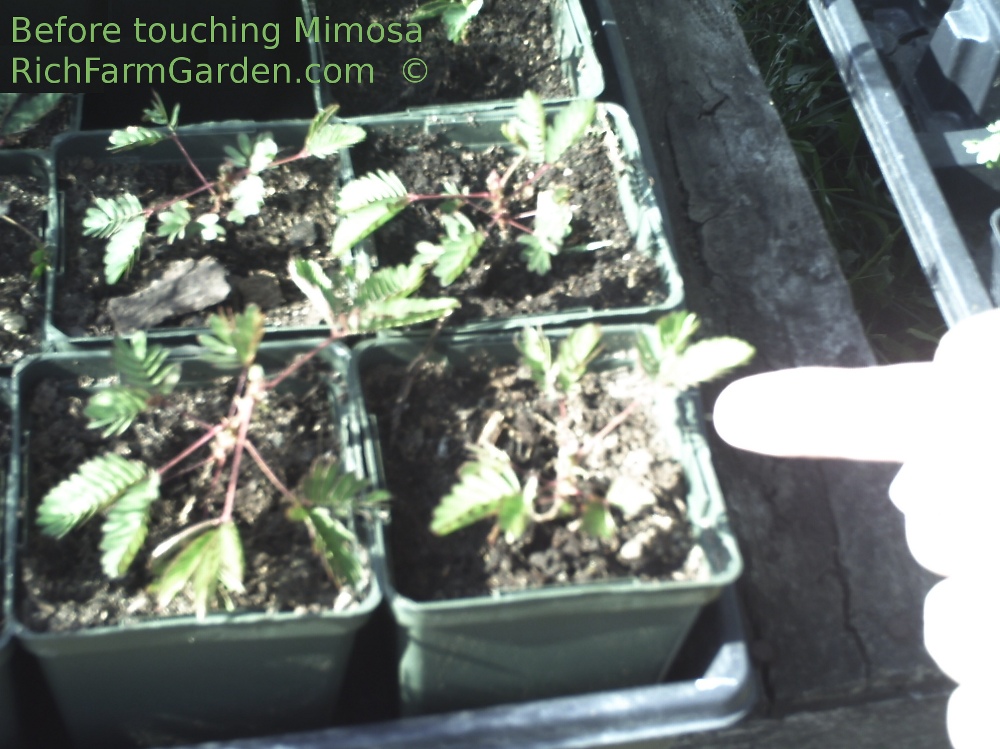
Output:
[
  {"left": 430, "top": 313, "right": 755, "bottom": 542},
  {"left": 0, "top": 93, "right": 67, "bottom": 146},
  {"left": 411, "top": 0, "right": 484, "bottom": 43},
  {"left": 82, "top": 92, "right": 367, "bottom": 285},
  {"left": 0, "top": 193, "right": 49, "bottom": 283},
  {"left": 964, "top": 121, "right": 1000, "bottom": 168},
  {"left": 331, "top": 90, "right": 599, "bottom": 283},
  {"left": 34, "top": 256, "right": 458, "bottom": 618}
]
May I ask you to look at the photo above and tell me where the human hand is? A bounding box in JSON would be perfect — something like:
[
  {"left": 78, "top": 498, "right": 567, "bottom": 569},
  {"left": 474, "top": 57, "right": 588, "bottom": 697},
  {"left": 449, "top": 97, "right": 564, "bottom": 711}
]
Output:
[{"left": 713, "top": 308, "right": 1000, "bottom": 749}]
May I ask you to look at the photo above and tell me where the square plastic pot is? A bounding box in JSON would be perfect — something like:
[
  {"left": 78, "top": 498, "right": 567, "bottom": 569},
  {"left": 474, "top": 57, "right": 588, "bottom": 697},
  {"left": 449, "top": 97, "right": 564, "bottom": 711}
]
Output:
[
  {"left": 46, "top": 120, "right": 356, "bottom": 350},
  {"left": 808, "top": 0, "right": 1000, "bottom": 324},
  {"left": 4, "top": 339, "right": 380, "bottom": 748},
  {"left": 311, "top": 0, "right": 604, "bottom": 117},
  {"left": 350, "top": 326, "right": 743, "bottom": 716},
  {"left": 0, "top": 383, "right": 17, "bottom": 749},
  {"left": 345, "top": 102, "right": 683, "bottom": 334}
]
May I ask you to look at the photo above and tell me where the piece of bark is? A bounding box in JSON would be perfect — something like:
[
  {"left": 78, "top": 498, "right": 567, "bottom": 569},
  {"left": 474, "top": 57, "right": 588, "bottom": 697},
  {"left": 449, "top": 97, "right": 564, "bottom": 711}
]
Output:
[{"left": 107, "top": 258, "right": 230, "bottom": 332}]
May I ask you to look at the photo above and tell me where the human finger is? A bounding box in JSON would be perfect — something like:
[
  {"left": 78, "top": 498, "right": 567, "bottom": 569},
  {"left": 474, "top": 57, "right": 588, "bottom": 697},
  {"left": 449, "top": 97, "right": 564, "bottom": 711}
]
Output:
[
  {"left": 948, "top": 683, "right": 1000, "bottom": 749},
  {"left": 713, "top": 364, "right": 934, "bottom": 461},
  {"left": 923, "top": 575, "right": 1000, "bottom": 685}
]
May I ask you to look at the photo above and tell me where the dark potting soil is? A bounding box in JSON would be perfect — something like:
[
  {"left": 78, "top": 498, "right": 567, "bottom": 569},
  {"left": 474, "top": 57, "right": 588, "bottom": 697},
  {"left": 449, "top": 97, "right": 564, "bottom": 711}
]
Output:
[
  {"left": 314, "top": 0, "right": 572, "bottom": 116},
  {"left": 362, "top": 353, "right": 699, "bottom": 602},
  {"left": 352, "top": 116, "right": 665, "bottom": 325},
  {"left": 0, "top": 170, "right": 48, "bottom": 366},
  {"left": 56, "top": 149, "right": 344, "bottom": 337},
  {"left": 20, "top": 355, "right": 366, "bottom": 632},
  {"left": 0, "top": 95, "right": 76, "bottom": 150}
]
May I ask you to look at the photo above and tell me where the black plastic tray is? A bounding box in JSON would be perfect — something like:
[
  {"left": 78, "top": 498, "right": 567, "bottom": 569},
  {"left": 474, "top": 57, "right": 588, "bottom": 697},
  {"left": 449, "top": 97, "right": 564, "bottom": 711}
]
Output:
[
  {"left": 809, "top": 0, "right": 1000, "bottom": 325},
  {"left": 166, "top": 586, "right": 755, "bottom": 749}
]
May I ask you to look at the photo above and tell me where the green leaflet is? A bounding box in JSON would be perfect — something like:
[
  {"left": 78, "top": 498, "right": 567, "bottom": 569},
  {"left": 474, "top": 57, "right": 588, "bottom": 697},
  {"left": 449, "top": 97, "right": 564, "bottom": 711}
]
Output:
[
  {"left": 431, "top": 445, "right": 526, "bottom": 537},
  {"left": 37, "top": 454, "right": 155, "bottom": 539},
  {"left": 108, "top": 125, "right": 168, "bottom": 152},
  {"left": 554, "top": 323, "right": 602, "bottom": 394},
  {"left": 516, "top": 327, "right": 553, "bottom": 391},
  {"left": 414, "top": 212, "right": 486, "bottom": 285},
  {"left": 114, "top": 331, "right": 181, "bottom": 394},
  {"left": 149, "top": 522, "right": 244, "bottom": 618},
  {"left": 0, "top": 93, "right": 66, "bottom": 136},
  {"left": 304, "top": 508, "right": 364, "bottom": 586},
  {"left": 197, "top": 305, "right": 265, "bottom": 368},
  {"left": 83, "top": 194, "right": 146, "bottom": 284},
  {"left": 545, "top": 99, "right": 597, "bottom": 164},
  {"left": 100, "top": 470, "right": 161, "bottom": 577},
  {"left": 303, "top": 110, "right": 366, "bottom": 159},
  {"left": 84, "top": 386, "right": 151, "bottom": 437},
  {"left": 356, "top": 296, "right": 459, "bottom": 333},
  {"left": 636, "top": 312, "right": 755, "bottom": 389}
]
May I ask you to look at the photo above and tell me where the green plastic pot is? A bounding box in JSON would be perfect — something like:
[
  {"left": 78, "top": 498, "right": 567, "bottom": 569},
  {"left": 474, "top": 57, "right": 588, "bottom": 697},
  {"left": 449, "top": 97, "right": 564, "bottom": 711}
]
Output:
[
  {"left": 47, "top": 120, "right": 356, "bottom": 351},
  {"left": 351, "top": 326, "right": 742, "bottom": 715},
  {"left": 1, "top": 383, "right": 18, "bottom": 748},
  {"left": 346, "top": 102, "right": 684, "bottom": 334},
  {"left": 0, "top": 150, "right": 55, "bottom": 375},
  {"left": 5, "top": 339, "right": 380, "bottom": 748}
]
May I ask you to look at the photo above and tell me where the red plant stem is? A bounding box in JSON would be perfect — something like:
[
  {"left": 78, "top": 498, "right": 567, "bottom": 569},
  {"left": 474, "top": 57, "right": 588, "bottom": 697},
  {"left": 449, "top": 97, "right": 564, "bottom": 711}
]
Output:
[
  {"left": 243, "top": 439, "right": 296, "bottom": 503},
  {"left": 170, "top": 131, "right": 216, "bottom": 197},
  {"left": 221, "top": 392, "right": 256, "bottom": 523},
  {"left": 579, "top": 399, "right": 642, "bottom": 458},
  {"left": 157, "top": 423, "right": 225, "bottom": 477},
  {"left": 265, "top": 333, "right": 338, "bottom": 390},
  {"left": 0, "top": 214, "right": 42, "bottom": 246}
]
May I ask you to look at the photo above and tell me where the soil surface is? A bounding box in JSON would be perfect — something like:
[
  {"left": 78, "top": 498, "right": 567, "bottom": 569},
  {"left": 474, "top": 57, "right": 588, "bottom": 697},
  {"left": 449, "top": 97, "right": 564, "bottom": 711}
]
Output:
[
  {"left": 56, "top": 145, "right": 344, "bottom": 337},
  {"left": 314, "top": 0, "right": 574, "bottom": 116},
  {"left": 20, "top": 353, "right": 367, "bottom": 632},
  {"left": 0, "top": 169, "right": 49, "bottom": 366},
  {"left": 0, "top": 95, "right": 76, "bottom": 150},
  {"left": 362, "top": 350, "right": 699, "bottom": 602},
  {"left": 352, "top": 115, "right": 666, "bottom": 326}
]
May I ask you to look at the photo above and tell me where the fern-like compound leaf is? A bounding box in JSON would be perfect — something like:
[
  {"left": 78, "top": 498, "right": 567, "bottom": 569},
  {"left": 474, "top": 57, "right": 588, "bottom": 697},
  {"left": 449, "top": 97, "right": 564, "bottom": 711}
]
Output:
[
  {"left": 0, "top": 93, "right": 66, "bottom": 136},
  {"left": 506, "top": 91, "right": 547, "bottom": 164},
  {"left": 431, "top": 445, "right": 526, "bottom": 536},
  {"left": 516, "top": 327, "right": 553, "bottom": 392},
  {"left": 555, "top": 323, "right": 602, "bottom": 394},
  {"left": 422, "top": 213, "right": 486, "bottom": 286},
  {"left": 113, "top": 331, "right": 181, "bottom": 395},
  {"left": 149, "top": 522, "right": 244, "bottom": 619},
  {"left": 545, "top": 99, "right": 596, "bottom": 164},
  {"left": 355, "top": 263, "right": 425, "bottom": 307},
  {"left": 100, "top": 469, "right": 161, "bottom": 577},
  {"left": 300, "top": 459, "right": 382, "bottom": 515},
  {"left": 83, "top": 194, "right": 146, "bottom": 284},
  {"left": 671, "top": 337, "right": 757, "bottom": 390},
  {"left": 84, "top": 386, "right": 151, "bottom": 437},
  {"left": 337, "top": 170, "right": 408, "bottom": 213},
  {"left": 228, "top": 174, "right": 267, "bottom": 223},
  {"left": 356, "top": 297, "right": 459, "bottom": 333},
  {"left": 155, "top": 202, "right": 193, "bottom": 243},
  {"left": 303, "top": 508, "right": 364, "bottom": 586},
  {"left": 37, "top": 454, "right": 154, "bottom": 539},
  {"left": 635, "top": 312, "right": 699, "bottom": 380},
  {"left": 332, "top": 199, "right": 409, "bottom": 257},
  {"left": 108, "top": 125, "right": 168, "bottom": 152},
  {"left": 304, "top": 118, "right": 366, "bottom": 159},
  {"left": 223, "top": 133, "right": 277, "bottom": 174},
  {"left": 963, "top": 121, "right": 1000, "bottom": 168},
  {"left": 288, "top": 257, "right": 357, "bottom": 330},
  {"left": 442, "top": 0, "right": 483, "bottom": 41},
  {"left": 197, "top": 304, "right": 265, "bottom": 368}
]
